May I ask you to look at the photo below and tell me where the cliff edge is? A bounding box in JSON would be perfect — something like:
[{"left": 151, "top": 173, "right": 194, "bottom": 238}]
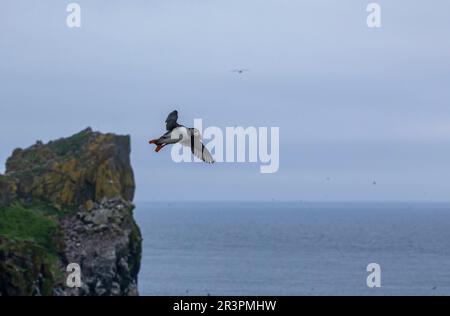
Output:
[{"left": 0, "top": 128, "right": 142, "bottom": 296}]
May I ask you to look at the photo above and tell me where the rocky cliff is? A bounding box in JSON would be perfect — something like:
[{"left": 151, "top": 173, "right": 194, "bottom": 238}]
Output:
[{"left": 0, "top": 128, "right": 142, "bottom": 296}]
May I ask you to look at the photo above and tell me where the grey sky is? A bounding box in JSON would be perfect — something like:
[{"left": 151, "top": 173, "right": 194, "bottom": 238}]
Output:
[{"left": 1, "top": 1, "right": 450, "bottom": 201}]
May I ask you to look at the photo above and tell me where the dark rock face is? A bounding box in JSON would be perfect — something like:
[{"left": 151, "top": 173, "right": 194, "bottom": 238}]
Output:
[
  {"left": 57, "top": 198, "right": 141, "bottom": 296},
  {"left": 0, "top": 176, "right": 17, "bottom": 207},
  {"left": 0, "top": 128, "right": 142, "bottom": 296}
]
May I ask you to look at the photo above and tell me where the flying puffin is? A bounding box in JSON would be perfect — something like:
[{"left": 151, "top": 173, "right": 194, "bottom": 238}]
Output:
[
  {"left": 232, "top": 68, "right": 249, "bottom": 74},
  {"left": 149, "top": 110, "right": 215, "bottom": 164}
]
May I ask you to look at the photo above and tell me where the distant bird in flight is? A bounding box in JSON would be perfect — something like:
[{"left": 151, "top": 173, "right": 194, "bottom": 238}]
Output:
[
  {"left": 149, "top": 110, "right": 215, "bottom": 164},
  {"left": 232, "top": 68, "right": 249, "bottom": 74}
]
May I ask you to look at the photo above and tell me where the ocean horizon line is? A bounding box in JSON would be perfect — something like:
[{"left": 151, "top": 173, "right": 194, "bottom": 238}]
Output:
[{"left": 134, "top": 200, "right": 450, "bottom": 204}]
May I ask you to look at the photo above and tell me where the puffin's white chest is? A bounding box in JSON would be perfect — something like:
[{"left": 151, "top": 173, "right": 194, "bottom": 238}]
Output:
[{"left": 170, "top": 126, "right": 190, "bottom": 144}]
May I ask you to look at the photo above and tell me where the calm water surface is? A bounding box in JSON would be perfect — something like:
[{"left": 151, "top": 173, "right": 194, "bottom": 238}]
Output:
[{"left": 135, "top": 202, "right": 450, "bottom": 295}]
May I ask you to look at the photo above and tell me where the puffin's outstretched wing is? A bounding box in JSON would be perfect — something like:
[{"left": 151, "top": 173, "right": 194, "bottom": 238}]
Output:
[
  {"left": 165, "top": 110, "right": 179, "bottom": 131},
  {"left": 191, "top": 137, "right": 215, "bottom": 164}
]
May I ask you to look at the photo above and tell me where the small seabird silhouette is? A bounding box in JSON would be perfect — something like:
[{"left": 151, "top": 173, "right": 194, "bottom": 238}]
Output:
[
  {"left": 149, "top": 110, "right": 215, "bottom": 164},
  {"left": 372, "top": 181, "right": 377, "bottom": 186},
  {"left": 232, "top": 68, "right": 249, "bottom": 74}
]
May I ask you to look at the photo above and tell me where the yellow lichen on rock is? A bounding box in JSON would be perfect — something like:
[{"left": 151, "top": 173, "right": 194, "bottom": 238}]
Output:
[
  {"left": 3, "top": 128, "right": 135, "bottom": 208},
  {"left": 95, "top": 160, "right": 122, "bottom": 200}
]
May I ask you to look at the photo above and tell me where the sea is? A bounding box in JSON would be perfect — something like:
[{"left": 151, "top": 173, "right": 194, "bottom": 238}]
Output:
[{"left": 134, "top": 202, "right": 450, "bottom": 296}]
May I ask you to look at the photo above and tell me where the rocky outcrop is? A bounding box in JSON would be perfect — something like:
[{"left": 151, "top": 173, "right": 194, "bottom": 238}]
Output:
[
  {"left": 4, "top": 128, "right": 135, "bottom": 209},
  {"left": 0, "top": 128, "right": 142, "bottom": 296}
]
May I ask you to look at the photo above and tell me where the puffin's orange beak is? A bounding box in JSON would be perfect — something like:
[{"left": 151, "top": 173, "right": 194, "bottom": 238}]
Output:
[{"left": 155, "top": 144, "right": 165, "bottom": 152}]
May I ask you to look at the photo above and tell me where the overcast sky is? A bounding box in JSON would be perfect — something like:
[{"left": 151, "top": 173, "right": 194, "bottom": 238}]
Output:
[{"left": 1, "top": 1, "right": 450, "bottom": 201}]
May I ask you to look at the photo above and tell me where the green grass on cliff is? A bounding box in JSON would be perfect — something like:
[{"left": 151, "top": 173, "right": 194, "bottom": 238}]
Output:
[
  {"left": 48, "top": 128, "right": 91, "bottom": 157},
  {"left": 0, "top": 203, "right": 59, "bottom": 252},
  {"left": 0, "top": 203, "right": 64, "bottom": 294}
]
